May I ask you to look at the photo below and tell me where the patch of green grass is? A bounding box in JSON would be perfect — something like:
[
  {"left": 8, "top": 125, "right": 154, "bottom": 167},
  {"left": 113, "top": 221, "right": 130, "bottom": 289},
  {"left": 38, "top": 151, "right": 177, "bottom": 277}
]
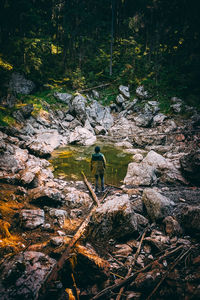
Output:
[
  {"left": 100, "top": 87, "right": 118, "bottom": 106},
  {"left": 0, "top": 109, "right": 16, "bottom": 127}
]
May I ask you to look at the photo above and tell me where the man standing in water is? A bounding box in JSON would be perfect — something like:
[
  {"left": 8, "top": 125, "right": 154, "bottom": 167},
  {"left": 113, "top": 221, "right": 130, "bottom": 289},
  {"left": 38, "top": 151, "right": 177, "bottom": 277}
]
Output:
[{"left": 90, "top": 146, "right": 106, "bottom": 193}]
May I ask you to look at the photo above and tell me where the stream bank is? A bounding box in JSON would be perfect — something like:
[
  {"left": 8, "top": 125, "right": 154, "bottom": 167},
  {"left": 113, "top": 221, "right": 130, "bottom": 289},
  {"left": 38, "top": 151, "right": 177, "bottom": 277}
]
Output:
[{"left": 0, "top": 84, "right": 200, "bottom": 299}]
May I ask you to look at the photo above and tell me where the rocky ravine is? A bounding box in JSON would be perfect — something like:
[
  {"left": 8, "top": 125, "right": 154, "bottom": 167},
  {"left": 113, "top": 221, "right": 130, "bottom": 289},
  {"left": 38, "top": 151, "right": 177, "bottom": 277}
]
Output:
[{"left": 0, "top": 85, "right": 200, "bottom": 300}]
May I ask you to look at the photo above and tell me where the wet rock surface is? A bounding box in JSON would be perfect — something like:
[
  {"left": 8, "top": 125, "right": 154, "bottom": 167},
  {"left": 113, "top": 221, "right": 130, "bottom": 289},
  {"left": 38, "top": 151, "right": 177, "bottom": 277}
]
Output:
[{"left": 0, "top": 86, "right": 199, "bottom": 300}]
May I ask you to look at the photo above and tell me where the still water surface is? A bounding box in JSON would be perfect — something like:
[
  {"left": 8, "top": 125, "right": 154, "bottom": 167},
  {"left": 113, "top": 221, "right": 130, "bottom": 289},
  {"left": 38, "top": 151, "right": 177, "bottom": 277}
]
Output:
[{"left": 50, "top": 142, "right": 132, "bottom": 186}]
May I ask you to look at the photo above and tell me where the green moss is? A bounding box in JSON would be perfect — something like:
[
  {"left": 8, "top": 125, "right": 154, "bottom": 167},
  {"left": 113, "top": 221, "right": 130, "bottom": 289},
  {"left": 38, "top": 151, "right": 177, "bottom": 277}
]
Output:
[{"left": 0, "top": 109, "right": 16, "bottom": 127}]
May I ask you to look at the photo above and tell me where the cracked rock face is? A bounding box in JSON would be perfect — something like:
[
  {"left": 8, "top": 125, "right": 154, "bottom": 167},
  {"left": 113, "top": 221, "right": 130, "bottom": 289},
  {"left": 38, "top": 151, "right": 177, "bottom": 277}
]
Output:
[
  {"left": 0, "top": 251, "right": 56, "bottom": 300},
  {"left": 21, "top": 209, "right": 45, "bottom": 229},
  {"left": 142, "top": 188, "right": 175, "bottom": 221},
  {"left": 88, "top": 194, "right": 148, "bottom": 241}
]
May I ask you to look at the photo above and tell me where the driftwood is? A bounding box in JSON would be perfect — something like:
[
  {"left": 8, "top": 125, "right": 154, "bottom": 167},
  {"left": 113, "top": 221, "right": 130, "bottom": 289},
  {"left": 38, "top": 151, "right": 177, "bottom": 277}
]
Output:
[
  {"left": 146, "top": 246, "right": 193, "bottom": 300},
  {"left": 116, "top": 227, "right": 148, "bottom": 300},
  {"left": 92, "top": 245, "right": 184, "bottom": 300},
  {"left": 81, "top": 171, "right": 100, "bottom": 206},
  {"left": 39, "top": 173, "right": 100, "bottom": 299},
  {"left": 78, "top": 82, "right": 111, "bottom": 93}
]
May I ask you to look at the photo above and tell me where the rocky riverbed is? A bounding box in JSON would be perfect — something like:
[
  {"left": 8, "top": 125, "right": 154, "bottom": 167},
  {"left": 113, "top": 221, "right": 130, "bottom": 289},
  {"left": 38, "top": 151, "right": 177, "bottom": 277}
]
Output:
[{"left": 0, "top": 83, "right": 200, "bottom": 300}]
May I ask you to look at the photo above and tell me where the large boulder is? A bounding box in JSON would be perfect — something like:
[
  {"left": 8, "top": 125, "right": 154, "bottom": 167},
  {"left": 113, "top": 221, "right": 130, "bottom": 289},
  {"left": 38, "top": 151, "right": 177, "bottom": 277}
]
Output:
[
  {"left": 142, "top": 188, "right": 175, "bottom": 221},
  {"left": 88, "top": 194, "right": 148, "bottom": 241},
  {"left": 0, "top": 147, "right": 29, "bottom": 173},
  {"left": 177, "top": 205, "right": 200, "bottom": 232},
  {"left": 28, "top": 187, "right": 65, "bottom": 207},
  {"left": 180, "top": 150, "right": 200, "bottom": 185},
  {"left": 9, "top": 73, "right": 35, "bottom": 95},
  {"left": 26, "top": 130, "right": 63, "bottom": 157},
  {"left": 0, "top": 251, "right": 56, "bottom": 300},
  {"left": 69, "top": 126, "right": 96, "bottom": 146},
  {"left": 69, "top": 94, "right": 87, "bottom": 123},
  {"left": 86, "top": 100, "right": 114, "bottom": 130},
  {"left": 124, "top": 162, "right": 157, "bottom": 186},
  {"left": 142, "top": 150, "right": 188, "bottom": 185},
  {"left": 54, "top": 92, "right": 73, "bottom": 104},
  {"left": 65, "top": 187, "right": 92, "bottom": 209}
]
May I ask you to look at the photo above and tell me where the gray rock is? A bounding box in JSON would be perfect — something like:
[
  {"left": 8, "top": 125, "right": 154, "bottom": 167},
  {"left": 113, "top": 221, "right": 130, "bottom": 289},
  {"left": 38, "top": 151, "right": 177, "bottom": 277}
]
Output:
[
  {"left": 69, "top": 94, "right": 87, "bottom": 123},
  {"left": 64, "top": 114, "right": 74, "bottom": 122},
  {"left": 28, "top": 187, "right": 65, "bottom": 207},
  {"left": 13, "top": 104, "right": 34, "bottom": 123},
  {"left": 86, "top": 100, "right": 114, "bottom": 130},
  {"left": 49, "top": 208, "right": 68, "bottom": 227},
  {"left": 21, "top": 209, "right": 45, "bottom": 229},
  {"left": 119, "top": 85, "right": 130, "bottom": 99},
  {"left": 178, "top": 205, "right": 200, "bottom": 232},
  {"left": 9, "top": 73, "right": 35, "bottom": 95},
  {"left": 142, "top": 150, "right": 187, "bottom": 185},
  {"left": 92, "top": 90, "right": 100, "bottom": 98},
  {"left": 180, "top": 150, "right": 200, "bottom": 185},
  {"left": 142, "top": 188, "right": 175, "bottom": 221},
  {"left": 144, "top": 101, "right": 160, "bottom": 114},
  {"left": 134, "top": 113, "right": 153, "bottom": 127},
  {"left": 124, "top": 162, "right": 157, "bottom": 186},
  {"left": 153, "top": 113, "right": 167, "bottom": 126},
  {"left": 115, "top": 140, "right": 133, "bottom": 149},
  {"left": 109, "top": 117, "right": 140, "bottom": 137},
  {"left": 21, "top": 123, "right": 37, "bottom": 135},
  {"left": 0, "top": 251, "right": 56, "bottom": 300},
  {"left": 54, "top": 92, "right": 73, "bottom": 104},
  {"left": 84, "top": 119, "right": 95, "bottom": 134},
  {"left": 88, "top": 194, "right": 148, "bottom": 241},
  {"left": 116, "top": 94, "right": 125, "bottom": 105},
  {"left": 136, "top": 85, "right": 149, "bottom": 99},
  {"left": 69, "top": 126, "right": 96, "bottom": 146},
  {"left": 133, "top": 153, "right": 143, "bottom": 162},
  {"left": 65, "top": 187, "right": 92, "bottom": 209},
  {"left": 0, "top": 147, "right": 29, "bottom": 172},
  {"left": 94, "top": 125, "right": 107, "bottom": 135},
  {"left": 26, "top": 141, "right": 53, "bottom": 158},
  {"left": 19, "top": 166, "right": 40, "bottom": 186}
]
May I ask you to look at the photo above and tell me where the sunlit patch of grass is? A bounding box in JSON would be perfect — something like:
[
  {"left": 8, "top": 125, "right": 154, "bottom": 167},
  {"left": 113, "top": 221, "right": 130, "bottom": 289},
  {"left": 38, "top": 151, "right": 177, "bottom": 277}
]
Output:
[
  {"left": 0, "top": 110, "right": 16, "bottom": 127},
  {"left": 0, "top": 234, "right": 25, "bottom": 256},
  {"left": 57, "top": 151, "right": 74, "bottom": 159},
  {"left": 0, "top": 200, "right": 24, "bottom": 219}
]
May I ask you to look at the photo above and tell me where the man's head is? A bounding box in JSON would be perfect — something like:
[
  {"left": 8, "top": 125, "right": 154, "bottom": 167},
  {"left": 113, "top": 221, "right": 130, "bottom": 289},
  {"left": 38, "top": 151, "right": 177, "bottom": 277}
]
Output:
[{"left": 95, "top": 146, "right": 100, "bottom": 153}]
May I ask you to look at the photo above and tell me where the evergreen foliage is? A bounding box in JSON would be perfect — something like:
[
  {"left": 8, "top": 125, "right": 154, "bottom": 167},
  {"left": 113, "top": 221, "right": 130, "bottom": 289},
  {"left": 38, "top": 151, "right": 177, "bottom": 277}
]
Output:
[{"left": 0, "top": 0, "right": 199, "bottom": 105}]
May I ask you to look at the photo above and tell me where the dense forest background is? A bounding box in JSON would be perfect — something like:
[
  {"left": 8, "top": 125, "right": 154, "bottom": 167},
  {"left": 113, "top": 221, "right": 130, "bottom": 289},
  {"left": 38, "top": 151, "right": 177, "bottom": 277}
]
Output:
[{"left": 0, "top": 0, "right": 200, "bottom": 106}]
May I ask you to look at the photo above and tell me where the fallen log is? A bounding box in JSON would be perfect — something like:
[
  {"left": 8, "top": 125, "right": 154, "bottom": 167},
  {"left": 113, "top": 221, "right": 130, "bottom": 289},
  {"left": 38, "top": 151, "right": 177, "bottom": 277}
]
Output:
[
  {"left": 81, "top": 171, "right": 100, "bottom": 206},
  {"left": 146, "top": 246, "right": 193, "bottom": 300},
  {"left": 92, "top": 245, "right": 184, "bottom": 300},
  {"left": 78, "top": 82, "right": 111, "bottom": 93},
  {"left": 116, "top": 227, "right": 148, "bottom": 300},
  {"left": 38, "top": 173, "right": 100, "bottom": 299}
]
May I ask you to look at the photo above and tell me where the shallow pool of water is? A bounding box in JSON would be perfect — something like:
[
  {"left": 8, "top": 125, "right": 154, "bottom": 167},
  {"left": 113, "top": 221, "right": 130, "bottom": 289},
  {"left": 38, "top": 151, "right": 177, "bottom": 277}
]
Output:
[{"left": 50, "top": 142, "right": 132, "bottom": 186}]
